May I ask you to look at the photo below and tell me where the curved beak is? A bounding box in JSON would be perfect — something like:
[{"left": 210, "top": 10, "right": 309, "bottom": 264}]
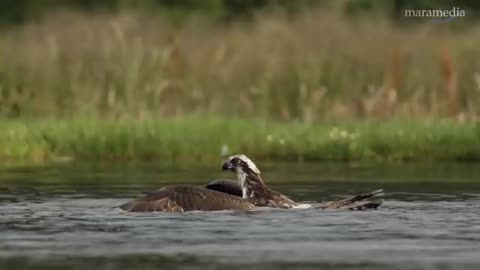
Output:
[{"left": 222, "top": 160, "right": 234, "bottom": 171}]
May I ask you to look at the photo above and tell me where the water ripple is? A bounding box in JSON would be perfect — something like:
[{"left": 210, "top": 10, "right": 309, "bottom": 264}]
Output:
[{"left": 1, "top": 176, "right": 480, "bottom": 269}]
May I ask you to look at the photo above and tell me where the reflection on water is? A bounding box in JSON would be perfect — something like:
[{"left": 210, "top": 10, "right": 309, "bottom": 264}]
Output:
[{"left": 0, "top": 163, "right": 480, "bottom": 270}]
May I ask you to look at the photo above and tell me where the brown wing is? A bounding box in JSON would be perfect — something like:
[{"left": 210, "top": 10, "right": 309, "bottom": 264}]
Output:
[
  {"left": 205, "top": 179, "right": 242, "bottom": 197},
  {"left": 120, "top": 185, "right": 255, "bottom": 212},
  {"left": 315, "top": 189, "right": 384, "bottom": 210}
]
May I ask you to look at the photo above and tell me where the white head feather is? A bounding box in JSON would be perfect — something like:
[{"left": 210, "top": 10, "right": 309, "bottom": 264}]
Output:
[{"left": 229, "top": 154, "right": 260, "bottom": 175}]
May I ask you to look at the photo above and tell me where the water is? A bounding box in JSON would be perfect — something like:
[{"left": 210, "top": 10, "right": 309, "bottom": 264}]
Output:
[{"left": 1, "top": 162, "right": 480, "bottom": 270}]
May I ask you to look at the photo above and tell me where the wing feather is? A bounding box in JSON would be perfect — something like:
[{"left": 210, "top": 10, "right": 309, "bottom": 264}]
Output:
[
  {"left": 120, "top": 185, "right": 255, "bottom": 212},
  {"left": 205, "top": 179, "right": 242, "bottom": 197},
  {"left": 315, "top": 189, "right": 384, "bottom": 210}
]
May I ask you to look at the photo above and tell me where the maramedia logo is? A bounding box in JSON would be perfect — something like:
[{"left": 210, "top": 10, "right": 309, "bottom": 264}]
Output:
[{"left": 404, "top": 7, "right": 466, "bottom": 23}]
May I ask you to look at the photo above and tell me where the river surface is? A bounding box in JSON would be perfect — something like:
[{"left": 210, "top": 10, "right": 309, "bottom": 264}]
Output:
[{"left": 0, "top": 162, "right": 479, "bottom": 270}]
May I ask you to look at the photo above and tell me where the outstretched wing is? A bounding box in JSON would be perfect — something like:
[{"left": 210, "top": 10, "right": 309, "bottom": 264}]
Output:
[
  {"left": 120, "top": 185, "right": 255, "bottom": 212},
  {"left": 315, "top": 189, "right": 384, "bottom": 210}
]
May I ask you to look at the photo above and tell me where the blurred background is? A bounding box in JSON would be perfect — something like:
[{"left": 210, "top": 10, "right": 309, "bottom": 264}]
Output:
[
  {"left": 2, "top": 4, "right": 480, "bottom": 269},
  {"left": 0, "top": 0, "right": 478, "bottom": 120},
  {"left": 0, "top": 0, "right": 479, "bottom": 163}
]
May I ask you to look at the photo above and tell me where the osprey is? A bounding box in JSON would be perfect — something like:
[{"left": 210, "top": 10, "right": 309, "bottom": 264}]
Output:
[
  {"left": 120, "top": 155, "right": 383, "bottom": 212},
  {"left": 221, "top": 154, "right": 383, "bottom": 210}
]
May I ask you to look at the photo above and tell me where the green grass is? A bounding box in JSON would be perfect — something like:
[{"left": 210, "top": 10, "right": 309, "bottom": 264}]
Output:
[{"left": 1, "top": 117, "right": 480, "bottom": 164}]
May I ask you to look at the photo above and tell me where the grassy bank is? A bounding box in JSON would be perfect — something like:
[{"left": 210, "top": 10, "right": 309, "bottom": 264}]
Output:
[
  {"left": 1, "top": 117, "right": 479, "bottom": 164},
  {"left": 0, "top": 9, "right": 479, "bottom": 121}
]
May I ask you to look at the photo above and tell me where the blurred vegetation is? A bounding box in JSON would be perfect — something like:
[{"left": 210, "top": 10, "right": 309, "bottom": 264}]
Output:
[
  {"left": 1, "top": 117, "right": 480, "bottom": 163},
  {"left": 0, "top": 0, "right": 315, "bottom": 24},
  {"left": 0, "top": 1, "right": 479, "bottom": 163},
  {"left": 0, "top": 0, "right": 478, "bottom": 25},
  {"left": 0, "top": 6, "right": 479, "bottom": 121}
]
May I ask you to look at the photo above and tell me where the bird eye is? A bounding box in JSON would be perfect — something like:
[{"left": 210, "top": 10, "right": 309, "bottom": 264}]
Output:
[{"left": 234, "top": 159, "right": 241, "bottom": 165}]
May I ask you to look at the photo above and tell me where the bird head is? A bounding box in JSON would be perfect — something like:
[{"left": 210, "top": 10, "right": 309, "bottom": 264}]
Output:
[
  {"left": 221, "top": 154, "right": 267, "bottom": 200},
  {"left": 222, "top": 154, "right": 260, "bottom": 176}
]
